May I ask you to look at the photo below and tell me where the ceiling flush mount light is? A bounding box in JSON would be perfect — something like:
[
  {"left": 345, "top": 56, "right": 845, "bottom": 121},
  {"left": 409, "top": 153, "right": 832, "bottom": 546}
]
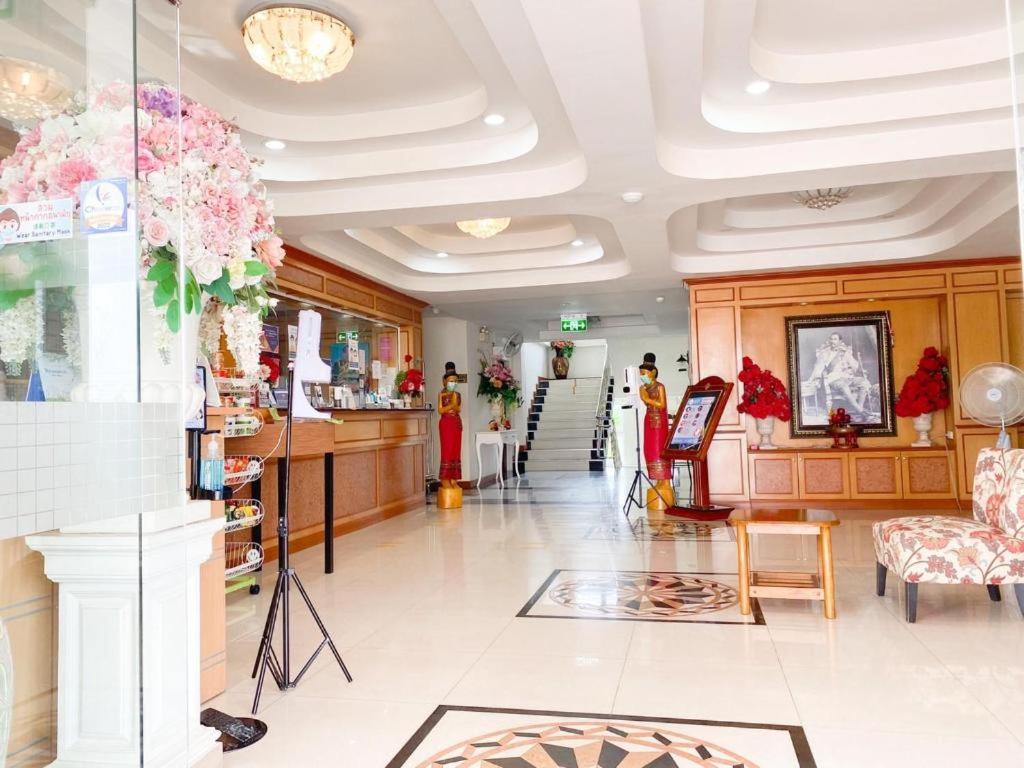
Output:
[
  {"left": 621, "top": 191, "right": 644, "bottom": 204},
  {"left": 571, "top": 239, "right": 584, "bottom": 247},
  {"left": 456, "top": 217, "right": 511, "bottom": 239},
  {"left": 0, "top": 56, "right": 72, "bottom": 123},
  {"left": 242, "top": 6, "right": 356, "bottom": 83},
  {"left": 263, "top": 139, "right": 286, "bottom": 150},
  {"left": 483, "top": 113, "right": 505, "bottom": 126},
  {"left": 435, "top": 252, "right": 449, "bottom": 259},
  {"left": 794, "top": 187, "right": 852, "bottom": 211},
  {"left": 656, "top": 296, "right": 665, "bottom": 303},
  {"left": 745, "top": 80, "right": 771, "bottom": 95}
]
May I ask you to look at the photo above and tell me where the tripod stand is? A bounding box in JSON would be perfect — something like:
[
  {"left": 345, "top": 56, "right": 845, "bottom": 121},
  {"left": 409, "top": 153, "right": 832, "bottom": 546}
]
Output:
[
  {"left": 251, "top": 362, "right": 353, "bottom": 714},
  {"left": 622, "top": 403, "right": 672, "bottom": 517}
]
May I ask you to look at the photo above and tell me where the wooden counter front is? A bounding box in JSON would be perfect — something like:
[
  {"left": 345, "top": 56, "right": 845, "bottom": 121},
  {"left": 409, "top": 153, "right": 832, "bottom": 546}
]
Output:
[{"left": 226, "top": 409, "right": 429, "bottom": 562}]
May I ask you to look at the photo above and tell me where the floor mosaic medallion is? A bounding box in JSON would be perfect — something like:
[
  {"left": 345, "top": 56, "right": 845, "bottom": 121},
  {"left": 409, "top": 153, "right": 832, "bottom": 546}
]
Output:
[
  {"left": 386, "top": 707, "right": 815, "bottom": 768},
  {"left": 584, "top": 519, "right": 734, "bottom": 542},
  {"left": 518, "top": 570, "right": 764, "bottom": 625}
]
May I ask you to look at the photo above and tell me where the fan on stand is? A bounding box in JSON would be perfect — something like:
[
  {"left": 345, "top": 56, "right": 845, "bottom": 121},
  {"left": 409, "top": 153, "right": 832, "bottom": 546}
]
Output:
[{"left": 959, "top": 363, "right": 1024, "bottom": 448}]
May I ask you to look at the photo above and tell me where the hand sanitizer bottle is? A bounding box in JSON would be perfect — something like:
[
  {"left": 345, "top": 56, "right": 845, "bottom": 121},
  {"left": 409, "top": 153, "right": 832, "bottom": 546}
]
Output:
[{"left": 200, "top": 432, "right": 224, "bottom": 497}]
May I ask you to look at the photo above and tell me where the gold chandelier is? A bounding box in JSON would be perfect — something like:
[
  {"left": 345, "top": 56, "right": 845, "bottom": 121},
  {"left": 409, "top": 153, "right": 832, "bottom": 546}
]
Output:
[
  {"left": 456, "top": 217, "right": 511, "bottom": 239},
  {"left": 794, "top": 187, "right": 852, "bottom": 210},
  {"left": 0, "top": 57, "right": 72, "bottom": 123},
  {"left": 242, "top": 6, "right": 356, "bottom": 83}
]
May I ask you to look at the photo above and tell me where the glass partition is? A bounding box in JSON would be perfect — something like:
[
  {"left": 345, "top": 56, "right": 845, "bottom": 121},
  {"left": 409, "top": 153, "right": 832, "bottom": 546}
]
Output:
[
  {"left": 0, "top": 1, "right": 193, "bottom": 766},
  {"left": 266, "top": 291, "right": 405, "bottom": 408}
]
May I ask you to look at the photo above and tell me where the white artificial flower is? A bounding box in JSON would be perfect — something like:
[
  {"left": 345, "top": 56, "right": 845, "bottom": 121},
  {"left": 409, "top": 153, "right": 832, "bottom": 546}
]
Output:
[{"left": 192, "top": 255, "right": 223, "bottom": 286}]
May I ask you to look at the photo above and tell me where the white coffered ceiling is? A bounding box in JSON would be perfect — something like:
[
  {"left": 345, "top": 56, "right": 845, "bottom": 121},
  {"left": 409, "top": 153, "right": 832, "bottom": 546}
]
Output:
[{"left": 18, "top": 0, "right": 1024, "bottom": 337}]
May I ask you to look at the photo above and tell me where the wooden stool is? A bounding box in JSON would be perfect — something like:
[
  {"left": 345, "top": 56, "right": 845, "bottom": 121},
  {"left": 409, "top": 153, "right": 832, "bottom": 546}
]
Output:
[{"left": 728, "top": 508, "right": 840, "bottom": 619}]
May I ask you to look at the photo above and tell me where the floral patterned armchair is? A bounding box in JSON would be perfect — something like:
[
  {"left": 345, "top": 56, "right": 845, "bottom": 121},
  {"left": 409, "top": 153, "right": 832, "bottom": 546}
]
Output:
[{"left": 873, "top": 447, "right": 1024, "bottom": 622}]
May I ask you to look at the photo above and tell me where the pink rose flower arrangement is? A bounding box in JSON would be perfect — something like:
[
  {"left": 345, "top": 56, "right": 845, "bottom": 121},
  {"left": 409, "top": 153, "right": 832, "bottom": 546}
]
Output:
[{"left": 0, "top": 82, "right": 282, "bottom": 373}]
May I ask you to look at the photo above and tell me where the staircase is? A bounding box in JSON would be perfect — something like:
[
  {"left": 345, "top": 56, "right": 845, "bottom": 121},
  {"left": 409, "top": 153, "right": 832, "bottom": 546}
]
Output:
[{"left": 522, "top": 376, "right": 614, "bottom": 472}]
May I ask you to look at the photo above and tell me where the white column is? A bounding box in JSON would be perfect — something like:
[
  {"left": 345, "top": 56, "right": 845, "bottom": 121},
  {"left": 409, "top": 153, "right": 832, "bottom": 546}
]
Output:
[{"left": 27, "top": 503, "right": 222, "bottom": 768}]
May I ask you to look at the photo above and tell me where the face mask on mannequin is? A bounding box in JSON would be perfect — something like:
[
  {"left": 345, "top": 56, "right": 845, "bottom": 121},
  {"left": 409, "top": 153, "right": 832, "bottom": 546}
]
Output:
[
  {"left": 446, "top": 381, "right": 457, "bottom": 392},
  {"left": 640, "top": 373, "right": 652, "bottom": 385}
]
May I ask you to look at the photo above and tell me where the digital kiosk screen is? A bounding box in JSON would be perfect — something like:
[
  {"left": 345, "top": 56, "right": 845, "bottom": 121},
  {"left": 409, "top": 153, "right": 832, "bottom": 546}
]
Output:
[{"left": 667, "top": 391, "right": 722, "bottom": 453}]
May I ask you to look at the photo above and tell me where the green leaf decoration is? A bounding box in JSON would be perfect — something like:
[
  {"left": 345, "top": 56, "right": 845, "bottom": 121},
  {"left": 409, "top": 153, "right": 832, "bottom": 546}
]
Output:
[
  {"left": 244, "top": 261, "right": 269, "bottom": 277},
  {"left": 0, "top": 289, "right": 34, "bottom": 311},
  {"left": 166, "top": 300, "right": 180, "bottom": 333},
  {"left": 208, "top": 273, "right": 237, "bottom": 305},
  {"left": 153, "top": 280, "right": 175, "bottom": 308},
  {"left": 146, "top": 261, "right": 174, "bottom": 283}
]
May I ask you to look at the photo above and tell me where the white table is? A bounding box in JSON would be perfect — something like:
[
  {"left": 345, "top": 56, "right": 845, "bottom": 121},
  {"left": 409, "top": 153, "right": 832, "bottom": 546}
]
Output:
[{"left": 475, "top": 430, "right": 520, "bottom": 488}]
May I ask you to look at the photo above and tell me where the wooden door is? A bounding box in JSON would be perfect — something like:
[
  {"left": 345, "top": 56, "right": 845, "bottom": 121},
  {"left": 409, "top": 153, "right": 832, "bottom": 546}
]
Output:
[
  {"left": 901, "top": 450, "right": 955, "bottom": 499},
  {"left": 748, "top": 452, "right": 799, "bottom": 499},
  {"left": 797, "top": 453, "right": 850, "bottom": 499},
  {"left": 849, "top": 451, "right": 902, "bottom": 499}
]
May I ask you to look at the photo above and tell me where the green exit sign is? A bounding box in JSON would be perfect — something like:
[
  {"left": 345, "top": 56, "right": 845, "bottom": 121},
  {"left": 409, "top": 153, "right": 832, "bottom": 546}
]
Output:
[
  {"left": 337, "top": 331, "right": 359, "bottom": 342},
  {"left": 560, "top": 314, "right": 588, "bottom": 332}
]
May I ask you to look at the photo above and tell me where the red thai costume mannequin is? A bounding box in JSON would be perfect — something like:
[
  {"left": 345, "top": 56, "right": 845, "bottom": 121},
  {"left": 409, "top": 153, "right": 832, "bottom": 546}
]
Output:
[
  {"left": 639, "top": 352, "right": 674, "bottom": 509},
  {"left": 437, "top": 361, "right": 463, "bottom": 508}
]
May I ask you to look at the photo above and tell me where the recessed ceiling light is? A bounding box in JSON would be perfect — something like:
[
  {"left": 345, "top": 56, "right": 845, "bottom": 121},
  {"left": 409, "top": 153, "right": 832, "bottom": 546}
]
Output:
[
  {"left": 436, "top": 252, "right": 449, "bottom": 258},
  {"left": 264, "top": 139, "right": 286, "bottom": 150},
  {"left": 622, "top": 191, "right": 644, "bottom": 204},
  {"left": 745, "top": 80, "right": 771, "bottom": 95},
  {"left": 655, "top": 296, "right": 665, "bottom": 303},
  {"left": 571, "top": 239, "right": 584, "bottom": 247},
  {"left": 375, "top": 322, "right": 384, "bottom": 327},
  {"left": 483, "top": 113, "right": 505, "bottom": 126},
  {"left": 432, "top": 307, "right": 440, "bottom": 315}
]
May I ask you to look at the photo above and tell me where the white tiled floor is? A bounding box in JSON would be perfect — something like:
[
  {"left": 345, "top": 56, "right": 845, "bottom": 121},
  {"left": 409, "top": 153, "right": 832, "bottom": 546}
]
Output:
[{"left": 214, "top": 471, "right": 1024, "bottom": 767}]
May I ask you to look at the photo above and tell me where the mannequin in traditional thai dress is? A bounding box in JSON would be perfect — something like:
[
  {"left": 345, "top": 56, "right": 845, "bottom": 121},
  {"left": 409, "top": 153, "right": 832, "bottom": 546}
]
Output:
[
  {"left": 437, "top": 361, "right": 463, "bottom": 509},
  {"left": 639, "top": 353, "right": 674, "bottom": 510}
]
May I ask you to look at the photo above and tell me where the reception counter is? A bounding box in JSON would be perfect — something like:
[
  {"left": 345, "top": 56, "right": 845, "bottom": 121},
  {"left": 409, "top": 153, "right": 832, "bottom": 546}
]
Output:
[{"left": 224, "top": 408, "right": 430, "bottom": 563}]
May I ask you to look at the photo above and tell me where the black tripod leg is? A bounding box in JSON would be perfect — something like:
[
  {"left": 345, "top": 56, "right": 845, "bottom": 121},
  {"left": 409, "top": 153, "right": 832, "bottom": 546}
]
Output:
[
  {"left": 292, "top": 573, "right": 354, "bottom": 682},
  {"left": 252, "top": 571, "right": 288, "bottom": 713},
  {"left": 251, "top": 568, "right": 286, "bottom": 679}
]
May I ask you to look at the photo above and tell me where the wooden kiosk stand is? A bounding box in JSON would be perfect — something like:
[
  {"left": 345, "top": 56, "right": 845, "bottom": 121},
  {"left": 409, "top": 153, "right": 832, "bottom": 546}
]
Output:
[{"left": 662, "top": 376, "right": 734, "bottom": 517}]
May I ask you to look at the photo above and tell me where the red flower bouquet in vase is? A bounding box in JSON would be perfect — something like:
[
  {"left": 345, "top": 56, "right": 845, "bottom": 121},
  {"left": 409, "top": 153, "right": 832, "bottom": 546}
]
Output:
[
  {"left": 736, "top": 356, "right": 792, "bottom": 450},
  {"left": 894, "top": 346, "right": 950, "bottom": 446}
]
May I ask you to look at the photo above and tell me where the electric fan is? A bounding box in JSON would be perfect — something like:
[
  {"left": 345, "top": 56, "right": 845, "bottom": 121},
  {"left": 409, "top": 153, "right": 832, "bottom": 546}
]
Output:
[
  {"left": 959, "top": 363, "right": 1024, "bottom": 449},
  {"left": 502, "top": 330, "right": 524, "bottom": 358}
]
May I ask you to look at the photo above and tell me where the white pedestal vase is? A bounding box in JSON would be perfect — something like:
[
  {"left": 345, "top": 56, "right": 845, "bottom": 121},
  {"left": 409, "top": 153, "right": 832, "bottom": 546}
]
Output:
[
  {"left": 911, "top": 412, "right": 934, "bottom": 447},
  {"left": 26, "top": 502, "right": 222, "bottom": 768},
  {"left": 755, "top": 416, "right": 777, "bottom": 449},
  {"left": 490, "top": 398, "right": 505, "bottom": 427}
]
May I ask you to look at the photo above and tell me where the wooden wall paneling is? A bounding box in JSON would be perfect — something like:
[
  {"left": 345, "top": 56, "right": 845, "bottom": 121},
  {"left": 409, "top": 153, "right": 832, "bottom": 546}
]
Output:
[
  {"left": 334, "top": 449, "right": 378, "bottom": 521},
  {"left": 694, "top": 305, "right": 741, "bottom": 426},
  {"left": 0, "top": 539, "right": 55, "bottom": 763},
  {"left": 951, "top": 290, "right": 1005, "bottom": 424},
  {"left": 199, "top": 516, "right": 226, "bottom": 703},
  {"left": 399, "top": 328, "right": 412, "bottom": 364},
  {"left": 739, "top": 281, "right": 838, "bottom": 302},
  {"left": 849, "top": 452, "right": 902, "bottom": 499},
  {"left": 707, "top": 433, "right": 747, "bottom": 500},
  {"left": 694, "top": 287, "right": 734, "bottom": 303},
  {"left": 843, "top": 273, "right": 946, "bottom": 296},
  {"left": 748, "top": 453, "right": 798, "bottom": 499},
  {"left": 1006, "top": 291, "right": 1024, "bottom": 368},
  {"left": 335, "top": 419, "right": 382, "bottom": 444},
  {"left": 797, "top": 453, "right": 849, "bottom": 499},
  {"left": 901, "top": 450, "right": 955, "bottom": 499}
]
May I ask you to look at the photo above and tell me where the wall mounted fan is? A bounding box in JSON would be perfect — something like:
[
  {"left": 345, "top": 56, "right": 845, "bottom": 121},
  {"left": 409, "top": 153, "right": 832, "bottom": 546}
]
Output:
[
  {"left": 959, "top": 363, "right": 1024, "bottom": 449},
  {"left": 502, "top": 330, "right": 524, "bottom": 358}
]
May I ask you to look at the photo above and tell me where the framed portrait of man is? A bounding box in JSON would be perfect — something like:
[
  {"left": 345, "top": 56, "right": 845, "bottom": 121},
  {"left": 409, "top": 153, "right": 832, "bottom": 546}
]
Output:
[{"left": 785, "top": 311, "right": 896, "bottom": 437}]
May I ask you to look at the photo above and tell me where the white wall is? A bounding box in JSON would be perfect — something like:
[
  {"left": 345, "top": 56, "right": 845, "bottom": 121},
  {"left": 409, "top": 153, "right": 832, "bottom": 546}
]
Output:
[
  {"left": 557, "top": 341, "right": 607, "bottom": 379},
  {"left": 606, "top": 334, "right": 690, "bottom": 468},
  {"left": 516, "top": 342, "right": 547, "bottom": 435}
]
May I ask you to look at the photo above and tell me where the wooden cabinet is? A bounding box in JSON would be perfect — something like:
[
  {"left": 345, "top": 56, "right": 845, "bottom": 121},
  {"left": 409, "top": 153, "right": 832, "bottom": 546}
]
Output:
[
  {"left": 797, "top": 453, "right": 850, "bottom": 499},
  {"left": 749, "top": 453, "right": 798, "bottom": 500},
  {"left": 745, "top": 448, "right": 956, "bottom": 502},
  {"left": 901, "top": 450, "right": 954, "bottom": 499},
  {"left": 850, "top": 452, "right": 903, "bottom": 499}
]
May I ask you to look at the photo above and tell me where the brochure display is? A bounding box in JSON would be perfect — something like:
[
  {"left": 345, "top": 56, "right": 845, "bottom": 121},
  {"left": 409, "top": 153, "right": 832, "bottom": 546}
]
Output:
[{"left": 663, "top": 376, "right": 734, "bottom": 515}]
